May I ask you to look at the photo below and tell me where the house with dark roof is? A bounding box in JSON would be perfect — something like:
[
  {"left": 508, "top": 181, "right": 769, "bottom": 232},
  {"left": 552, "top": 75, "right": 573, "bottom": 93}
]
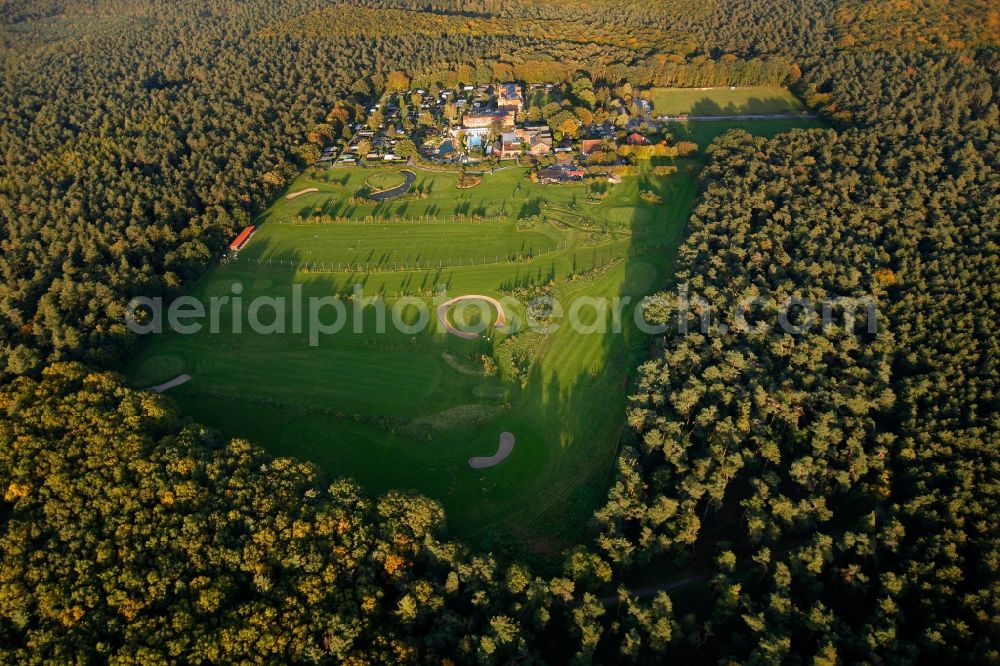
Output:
[
  {"left": 537, "top": 167, "right": 565, "bottom": 184},
  {"left": 537, "top": 165, "right": 586, "bottom": 184},
  {"left": 498, "top": 82, "right": 524, "bottom": 112},
  {"left": 528, "top": 134, "right": 552, "bottom": 155}
]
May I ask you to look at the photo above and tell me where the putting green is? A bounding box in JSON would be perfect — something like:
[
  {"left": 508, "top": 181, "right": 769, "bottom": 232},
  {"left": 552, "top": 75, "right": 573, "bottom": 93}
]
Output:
[
  {"left": 437, "top": 295, "right": 507, "bottom": 340},
  {"left": 364, "top": 170, "right": 408, "bottom": 193}
]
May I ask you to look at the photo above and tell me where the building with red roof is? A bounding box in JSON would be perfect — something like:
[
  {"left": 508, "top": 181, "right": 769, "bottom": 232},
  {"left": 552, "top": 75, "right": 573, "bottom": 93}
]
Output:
[{"left": 229, "top": 225, "right": 256, "bottom": 252}]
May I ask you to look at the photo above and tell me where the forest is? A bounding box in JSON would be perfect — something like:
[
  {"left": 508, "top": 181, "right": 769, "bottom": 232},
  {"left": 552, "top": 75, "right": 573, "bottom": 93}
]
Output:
[
  {"left": 596, "top": 48, "right": 999, "bottom": 661},
  {"left": 0, "top": 0, "right": 997, "bottom": 662}
]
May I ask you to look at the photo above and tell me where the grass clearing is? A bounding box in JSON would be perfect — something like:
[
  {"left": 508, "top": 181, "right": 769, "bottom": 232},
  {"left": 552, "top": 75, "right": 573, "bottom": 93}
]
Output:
[{"left": 649, "top": 85, "right": 804, "bottom": 116}]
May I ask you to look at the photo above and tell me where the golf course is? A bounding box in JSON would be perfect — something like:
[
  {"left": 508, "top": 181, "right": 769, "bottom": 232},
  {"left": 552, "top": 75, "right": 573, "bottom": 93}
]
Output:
[{"left": 126, "top": 118, "right": 823, "bottom": 555}]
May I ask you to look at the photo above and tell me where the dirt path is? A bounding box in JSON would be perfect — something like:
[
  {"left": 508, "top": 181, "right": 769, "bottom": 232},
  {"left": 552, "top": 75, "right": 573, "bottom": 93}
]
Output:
[
  {"left": 285, "top": 187, "right": 319, "bottom": 200},
  {"left": 436, "top": 295, "right": 507, "bottom": 339},
  {"left": 147, "top": 374, "right": 192, "bottom": 393},
  {"left": 469, "top": 432, "right": 515, "bottom": 468}
]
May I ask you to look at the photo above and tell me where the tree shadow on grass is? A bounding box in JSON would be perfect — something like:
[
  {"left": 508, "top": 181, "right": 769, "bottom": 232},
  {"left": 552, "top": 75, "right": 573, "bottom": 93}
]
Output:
[
  {"left": 463, "top": 164, "right": 692, "bottom": 561},
  {"left": 690, "top": 95, "right": 794, "bottom": 116},
  {"left": 518, "top": 197, "right": 542, "bottom": 218}
]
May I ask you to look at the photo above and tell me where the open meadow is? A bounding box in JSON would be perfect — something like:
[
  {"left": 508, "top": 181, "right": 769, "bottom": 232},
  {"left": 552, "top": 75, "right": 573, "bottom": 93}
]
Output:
[
  {"left": 649, "top": 85, "right": 805, "bottom": 116},
  {"left": 127, "top": 119, "right": 820, "bottom": 557}
]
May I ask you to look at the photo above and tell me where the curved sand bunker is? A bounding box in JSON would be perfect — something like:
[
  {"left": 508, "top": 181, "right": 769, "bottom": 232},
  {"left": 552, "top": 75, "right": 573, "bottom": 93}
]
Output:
[
  {"left": 285, "top": 187, "right": 319, "bottom": 200},
  {"left": 437, "top": 295, "right": 507, "bottom": 340},
  {"left": 469, "top": 432, "right": 515, "bottom": 468},
  {"left": 148, "top": 374, "right": 191, "bottom": 393}
]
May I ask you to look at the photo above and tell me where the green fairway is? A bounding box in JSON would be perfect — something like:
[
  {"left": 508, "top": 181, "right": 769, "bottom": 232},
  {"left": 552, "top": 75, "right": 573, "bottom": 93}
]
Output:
[
  {"left": 260, "top": 166, "right": 624, "bottom": 225},
  {"left": 241, "top": 223, "right": 560, "bottom": 271},
  {"left": 649, "top": 85, "right": 804, "bottom": 116},
  {"left": 127, "top": 119, "right": 811, "bottom": 558}
]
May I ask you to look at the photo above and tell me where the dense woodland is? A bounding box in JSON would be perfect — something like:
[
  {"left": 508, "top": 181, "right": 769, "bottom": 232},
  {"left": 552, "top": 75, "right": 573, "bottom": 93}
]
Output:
[
  {"left": 0, "top": 0, "right": 997, "bottom": 662},
  {"left": 597, "top": 48, "right": 999, "bottom": 661}
]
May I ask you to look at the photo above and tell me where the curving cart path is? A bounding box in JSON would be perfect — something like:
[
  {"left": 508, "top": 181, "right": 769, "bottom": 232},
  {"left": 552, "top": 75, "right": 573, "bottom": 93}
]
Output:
[{"left": 369, "top": 169, "right": 416, "bottom": 201}]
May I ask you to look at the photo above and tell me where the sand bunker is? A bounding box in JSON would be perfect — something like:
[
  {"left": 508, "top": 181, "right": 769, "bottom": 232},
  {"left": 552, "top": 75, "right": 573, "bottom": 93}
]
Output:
[
  {"left": 147, "top": 374, "right": 191, "bottom": 393},
  {"left": 469, "top": 432, "right": 515, "bottom": 468},
  {"left": 285, "top": 187, "right": 319, "bottom": 200},
  {"left": 437, "top": 295, "right": 507, "bottom": 340}
]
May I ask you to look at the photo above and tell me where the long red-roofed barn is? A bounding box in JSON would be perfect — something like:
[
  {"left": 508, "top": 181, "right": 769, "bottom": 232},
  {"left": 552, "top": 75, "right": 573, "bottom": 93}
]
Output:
[{"left": 229, "top": 225, "right": 256, "bottom": 251}]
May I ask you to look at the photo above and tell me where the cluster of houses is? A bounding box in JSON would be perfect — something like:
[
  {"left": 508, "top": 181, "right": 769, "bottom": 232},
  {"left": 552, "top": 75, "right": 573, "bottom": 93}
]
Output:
[
  {"left": 446, "top": 83, "right": 564, "bottom": 160},
  {"left": 333, "top": 128, "right": 410, "bottom": 165},
  {"left": 441, "top": 82, "right": 656, "bottom": 164},
  {"left": 317, "top": 88, "right": 448, "bottom": 165},
  {"left": 321, "top": 81, "right": 657, "bottom": 173}
]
